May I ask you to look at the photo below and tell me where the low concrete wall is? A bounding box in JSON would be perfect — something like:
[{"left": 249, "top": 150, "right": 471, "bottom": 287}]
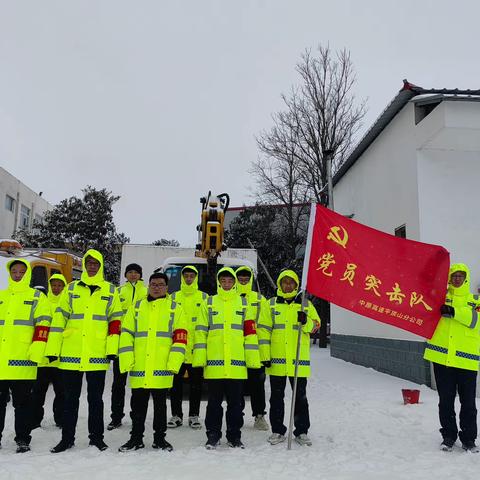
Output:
[{"left": 330, "top": 334, "right": 431, "bottom": 386}]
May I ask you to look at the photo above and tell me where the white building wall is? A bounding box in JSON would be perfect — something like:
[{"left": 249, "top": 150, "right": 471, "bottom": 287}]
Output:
[
  {"left": 0, "top": 167, "right": 52, "bottom": 238},
  {"left": 332, "top": 102, "right": 424, "bottom": 341},
  {"left": 417, "top": 102, "right": 480, "bottom": 293},
  {"left": 331, "top": 99, "right": 480, "bottom": 341}
]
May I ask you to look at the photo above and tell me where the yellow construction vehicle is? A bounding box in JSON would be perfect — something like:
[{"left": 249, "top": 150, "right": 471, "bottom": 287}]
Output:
[
  {"left": 195, "top": 192, "right": 230, "bottom": 292},
  {"left": 195, "top": 191, "right": 229, "bottom": 260},
  {"left": 0, "top": 239, "right": 82, "bottom": 290}
]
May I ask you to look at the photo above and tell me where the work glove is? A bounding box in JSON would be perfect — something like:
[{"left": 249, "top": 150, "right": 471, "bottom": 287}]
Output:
[
  {"left": 297, "top": 311, "right": 307, "bottom": 325},
  {"left": 261, "top": 360, "right": 271, "bottom": 368},
  {"left": 440, "top": 304, "right": 455, "bottom": 317},
  {"left": 46, "top": 356, "right": 58, "bottom": 363},
  {"left": 107, "top": 355, "right": 117, "bottom": 361}
]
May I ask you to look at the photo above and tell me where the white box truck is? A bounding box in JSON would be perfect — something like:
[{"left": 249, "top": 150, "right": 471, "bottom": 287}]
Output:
[{"left": 120, "top": 244, "right": 257, "bottom": 293}]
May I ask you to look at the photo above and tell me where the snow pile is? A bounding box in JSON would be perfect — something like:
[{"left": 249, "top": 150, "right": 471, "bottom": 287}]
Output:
[{"left": 0, "top": 347, "right": 478, "bottom": 480}]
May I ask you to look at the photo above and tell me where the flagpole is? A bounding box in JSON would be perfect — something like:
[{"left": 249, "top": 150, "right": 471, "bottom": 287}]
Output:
[
  {"left": 287, "top": 290, "right": 305, "bottom": 450},
  {"left": 287, "top": 203, "right": 316, "bottom": 450}
]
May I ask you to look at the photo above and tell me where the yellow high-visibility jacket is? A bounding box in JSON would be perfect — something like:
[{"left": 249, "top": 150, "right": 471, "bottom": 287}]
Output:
[
  {"left": 118, "top": 280, "right": 147, "bottom": 313},
  {"left": 424, "top": 263, "right": 480, "bottom": 371},
  {"left": 171, "top": 265, "right": 208, "bottom": 364},
  {"left": 45, "top": 249, "right": 123, "bottom": 371},
  {"left": 41, "top": 273, "right": 68, "bottom": 368},
  {"left": 119, "top": 294, "right": 186, "bottom": 389},
  {"left": 192, "top": 267, "right": 261, "bottom": 379},
  {"left": 0, "top": 259, "right": 52, "bottom": 379},
  {"left": 259, "top": 270, "right": 320, "bottom": 378},
  {"left": 235, "top": 265, "right": 271, "bottom": 362}
]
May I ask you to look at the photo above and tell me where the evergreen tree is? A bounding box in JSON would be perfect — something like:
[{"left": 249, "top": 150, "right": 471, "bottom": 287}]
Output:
[
  {"left": 152, "top": 239, "right": 180, "bottom": 247},
  {"left": 14, "top": 186, "right": 129, "bottom": 283}
]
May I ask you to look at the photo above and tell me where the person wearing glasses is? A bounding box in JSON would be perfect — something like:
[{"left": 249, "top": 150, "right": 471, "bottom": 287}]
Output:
[
  {"left": 424, "top": 264, "right": 480, "bottom": 452},
  {"left": 118, "top": 272, "right": 186, "bottom": 452}
]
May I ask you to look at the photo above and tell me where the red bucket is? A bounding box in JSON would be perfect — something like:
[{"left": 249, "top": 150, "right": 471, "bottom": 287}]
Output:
[{"left": 402, "top": 389, "right": 420, "bottom": 405}]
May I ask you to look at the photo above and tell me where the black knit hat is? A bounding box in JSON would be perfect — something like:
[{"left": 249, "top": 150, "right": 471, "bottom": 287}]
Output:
[{"left": 125, "top": 263, "right": 143, "bottom": 278}]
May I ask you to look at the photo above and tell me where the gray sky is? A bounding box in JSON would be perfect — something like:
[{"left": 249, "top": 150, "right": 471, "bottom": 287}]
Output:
[{"left": 1, "top": 0, "right": 479, "bottom": 246}]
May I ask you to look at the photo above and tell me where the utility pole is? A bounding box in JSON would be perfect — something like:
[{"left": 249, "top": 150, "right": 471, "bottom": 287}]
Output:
[
  {"left": 324, "top": 148, "right": 334, "bottom": 211},
  {"left": 316, "top": 148, "right": 335, "bottom": 349}
]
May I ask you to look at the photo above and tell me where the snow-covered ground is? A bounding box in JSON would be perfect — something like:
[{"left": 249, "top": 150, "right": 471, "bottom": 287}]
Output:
[{"left": 0, "top": 347, "right": 478, "bottom": 480}]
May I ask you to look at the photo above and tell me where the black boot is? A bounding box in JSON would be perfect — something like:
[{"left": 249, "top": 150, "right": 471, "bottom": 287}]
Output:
[
  {"left": 152, "top": 438, "right": 173, "bottom": 451},
  {"left": 462, "top": 440, "right": 479, "bottom": 453},
  {"left": 89, "top": 438, "right": 108, "bottom": 451},
  {"left": 16, "top": 441, "right": 30, "bottom": 453},
  {"left": 107, "top": 420, "right": 122, "bottom": 431},
  {"left": 227, "top": 438, "right": 244, "bottom": 449},
  {"left": 50, "top": 439, "right": 74, "bottom": 453},
  {"left": 119, "top": 438, "right": 145, "bottom": 452}
]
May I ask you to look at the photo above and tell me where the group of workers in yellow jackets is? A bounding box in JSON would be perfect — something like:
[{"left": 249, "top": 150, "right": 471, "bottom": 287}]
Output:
[
  {"left": 2, "top": 248, "right": 474, "bottom": 455},
  {"left": 0, "top": 248, "right": 320, "bottom": 453}
]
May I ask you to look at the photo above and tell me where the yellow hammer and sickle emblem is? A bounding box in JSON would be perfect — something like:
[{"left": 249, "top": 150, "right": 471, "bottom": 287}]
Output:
[{"left": 327, "top": 226, "right": 349, "bottom": 249}]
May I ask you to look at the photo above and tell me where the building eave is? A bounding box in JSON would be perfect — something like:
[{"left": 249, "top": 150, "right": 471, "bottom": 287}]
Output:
[{"left": 333, "top": 80, "right": 480, "bottom": 186}]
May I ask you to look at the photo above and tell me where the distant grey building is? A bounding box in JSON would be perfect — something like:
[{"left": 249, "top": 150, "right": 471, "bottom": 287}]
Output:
[{"left": 0, "top": 166, "right": 52, "bottom": 238}]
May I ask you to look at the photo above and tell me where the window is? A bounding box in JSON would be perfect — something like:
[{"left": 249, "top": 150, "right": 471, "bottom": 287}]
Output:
[
  {"left": 395, "top": 225, "right": 406, "bottom": 238},
  {"left": 5, "top": 195, "right": 15, "bottom": 212},
  {"left": 34, "top": 214, "right": 43, "bottom": 225},
  {"left": 415, "top": 101, "right": 441, "bottom": 125},
  {"left": 20, "top": 204, "right": 31, "bottom": 228}
]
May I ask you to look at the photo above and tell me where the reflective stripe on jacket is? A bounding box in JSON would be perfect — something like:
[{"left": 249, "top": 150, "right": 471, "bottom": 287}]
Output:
[
  {"left": 424, "top": 263, "right": 480, "bottom": 371},
  {"left": 259, "top": 296, "right": 320, "bottom": 378},
  {"left": 424, "top": 293, "right": 480, "bottom": 371},
  {"left": 119, "top": 295, "right": 186, "bottom": 388},
  {"left": 192, "top": 294, "right": 261, "bottom": 379},
  {"left": 242, "top": 291, "right": 271, "bottom": 362},
  {"left": 0, "top": 260, "right": 52, "bottom": 379},
  {"left": 118, "top": 280, "right": 147, "bottom": 313},
  {"left": 171, "top": 290, "right": 207, "bottom": 364},
  {"left": 45, "top": 281, "right": 122, "bottom": 371}
]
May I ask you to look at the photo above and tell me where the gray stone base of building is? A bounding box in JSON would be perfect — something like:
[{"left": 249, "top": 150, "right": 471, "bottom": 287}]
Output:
[{"left": 330, "top": 334, "right": 431, "bottom": 386}]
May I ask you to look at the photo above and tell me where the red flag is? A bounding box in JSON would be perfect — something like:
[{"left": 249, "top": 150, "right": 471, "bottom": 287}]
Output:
[{"left": 302, "top": 204, "right": 450, "bottom": 339}]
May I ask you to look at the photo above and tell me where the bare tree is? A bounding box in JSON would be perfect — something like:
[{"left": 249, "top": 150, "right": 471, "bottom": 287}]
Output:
[
  {"left": 255, "top": 45, "right": 367, "bottom": 205},
  {"left": 253, "top": 110, "right": 310, "bottom": 265}
]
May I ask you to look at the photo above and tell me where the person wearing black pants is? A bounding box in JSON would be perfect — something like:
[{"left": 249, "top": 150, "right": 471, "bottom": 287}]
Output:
[
  {"left": 269, "top": 376, "right": 310, "bottom": 437},
  {"left": 433, "top": 363, "right": 477, "bottom": 446},
  {"left": 61, "top": 370, "right": 106, "bottom": 447},
  {"left": 170, "top": 364, "right": 203, "bottom": 427},
  {"left": 0, "top": 380, "right": 33, "bottom": 448},
  {"left": 129, "top": 389, "right": 168, "bottom": 447},
  {"left": 109, "top": 263, "right": 147, "bottom": 431},
  {"left": 205, "top": 379, "right": 244, "bottom": 445},
  {"left": 424, "top": 263, "right": 480, "bottom": 452},
  {"left": 46, "top": 250, "right": 123, "bottom": 454},
  {"left": 241, "top": 366, "right": 267, "bottom": 428},
  {"left": 30, "top": 367, "right": 64, "bottom": 428},
  {"left": 108, "top": 358, "right": 128, "bottom": 429}
]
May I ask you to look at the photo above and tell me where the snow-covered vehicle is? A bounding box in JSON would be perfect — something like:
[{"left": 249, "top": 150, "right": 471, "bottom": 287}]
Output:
[{"left": 0, "top": 239, "right": 82, "bottom": 290}]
